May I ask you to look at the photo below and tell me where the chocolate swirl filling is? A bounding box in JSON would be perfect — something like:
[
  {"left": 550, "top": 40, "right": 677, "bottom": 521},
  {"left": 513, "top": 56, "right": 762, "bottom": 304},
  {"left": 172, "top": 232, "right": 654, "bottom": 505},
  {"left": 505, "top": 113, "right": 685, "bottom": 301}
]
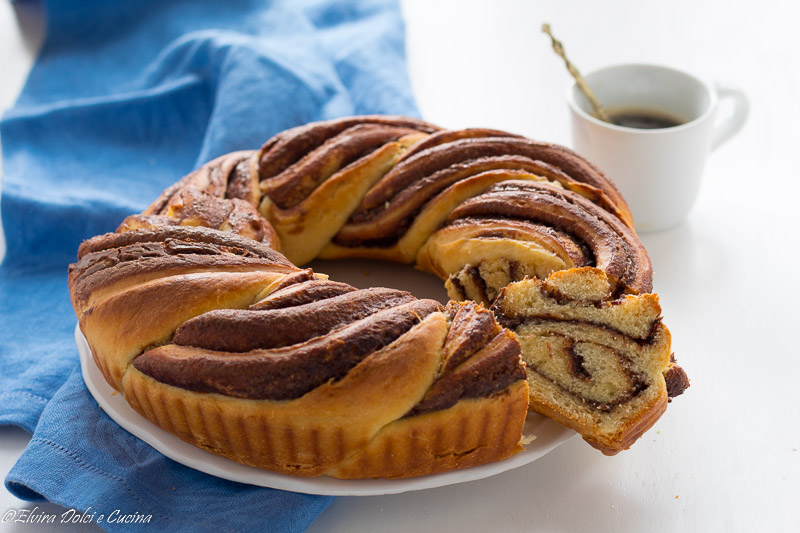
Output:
[
  {"left": 145, "top": 151, "right": 258, "bottom": 215},
  {"left": 132, "top": 299, "right": 441, "bottom": 401},
  {"left": 260, "top": 123, "right": 427, "bottom": 209},
  {"left": 447, "top": 181, "right": 652, "bottom": 295},
  {"left": 133, "top": 289, "right": 529, "bottom": 412},
  {"left": 520, "top": 330, "right": 649, "bottom": 413},
  {"left": 256, "top": 115, "right": 441, "bottom": 182},
  {"left": 330, "top": 131, "right": 632, "bottom": 248},
  {"left": 357, "top": 136, "right": 629, "bottom": 222},
  {"left": 250, "top": 279, "right": 357, "bottom": 310},
  {"left": 69, "top": 227, "right": 296, "bottom": 306},
  {"left": 172, "top": 288, "right": 418, "bottom": 352},
  {"left": 404, "top": 302, "right": 526, "bottom": 417}
]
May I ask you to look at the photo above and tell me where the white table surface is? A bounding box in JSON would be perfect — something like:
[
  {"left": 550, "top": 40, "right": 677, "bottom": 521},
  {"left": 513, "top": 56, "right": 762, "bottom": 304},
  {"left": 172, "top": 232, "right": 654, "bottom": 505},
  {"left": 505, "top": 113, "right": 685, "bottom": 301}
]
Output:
[{"left": 2, "top": 1, "right": 799, "bottom": 531}]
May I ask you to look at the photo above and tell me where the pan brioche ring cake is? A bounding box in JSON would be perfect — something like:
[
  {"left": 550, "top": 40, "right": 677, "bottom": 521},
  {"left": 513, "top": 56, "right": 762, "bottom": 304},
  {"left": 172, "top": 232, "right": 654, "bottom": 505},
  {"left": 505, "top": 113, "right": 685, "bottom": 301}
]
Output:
[{"left": 69, "top": 115, "right": 688, "bottom": 479}]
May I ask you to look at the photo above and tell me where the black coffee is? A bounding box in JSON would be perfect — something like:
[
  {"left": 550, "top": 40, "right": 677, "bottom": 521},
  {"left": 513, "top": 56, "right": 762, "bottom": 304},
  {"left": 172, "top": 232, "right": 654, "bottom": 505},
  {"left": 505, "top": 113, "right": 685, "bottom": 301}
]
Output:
[{"left": 609, "top": 108, "right": 686, "bottom": 129}]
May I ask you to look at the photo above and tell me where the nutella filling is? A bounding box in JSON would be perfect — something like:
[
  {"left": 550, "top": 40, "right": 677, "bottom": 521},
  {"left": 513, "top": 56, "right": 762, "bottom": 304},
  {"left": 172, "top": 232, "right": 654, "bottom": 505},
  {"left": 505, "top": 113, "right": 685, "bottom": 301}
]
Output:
[
  {"left": 250, "top": 279, "right": 356, "bottom": 310},
  {"left": 335, "top": 159, "right": 548, "bottom": 245},
  {"left": 76, "top": 225, "right": 291, "bottom": 262},
  {"left": 358, "top": 136, "right": 623, "bottom": 213},
  {"left": 495, "top": 315, "right": 663, "bottom": 347},
  {"left": 664, "top": 355, "right": 690, "bottom": 398},
  {"left": 448, "top": 180, "right": 652, "bottom": 295},
  {"left": 466, "top": 264, "right": 490, "bottom": 303},
  {"left": 257, "top": 115, "right": 440, "bottom": 182},
  {"left": 332, "top": 133, "right": 627, "bottom": 248},
  {"left": 261, "top": 123, "right": 427, "bottom": 209},
  {"left": 173, "top": 287, "right": 418, "bottom": 352},
  {"left": 405, "top": 331, "right": 525, "bottom": 418},
  {"left": 441, "top": 301, "right": 501, "bottom": 372},
  {"left": 524, "top": 340, "right": 649, "bottom": 413},
  {"left": 133, "top": 299, "right": 442, "bottom": 401},
  {"left": 226, "top": 156, "right": 257, "bottom": 201},
  {"left": 447, "top": 275, "right": 467, "bottom": 300},
  {"left": 69, "top": 228, "right": 295, "bottom": 306}
]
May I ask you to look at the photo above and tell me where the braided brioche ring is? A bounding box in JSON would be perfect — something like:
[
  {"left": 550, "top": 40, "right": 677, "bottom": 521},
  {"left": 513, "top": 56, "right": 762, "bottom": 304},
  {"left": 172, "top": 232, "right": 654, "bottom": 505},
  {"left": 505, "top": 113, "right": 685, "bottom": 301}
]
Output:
[{"left": 69, "top": 115, "right": 687, "bottom": 479}]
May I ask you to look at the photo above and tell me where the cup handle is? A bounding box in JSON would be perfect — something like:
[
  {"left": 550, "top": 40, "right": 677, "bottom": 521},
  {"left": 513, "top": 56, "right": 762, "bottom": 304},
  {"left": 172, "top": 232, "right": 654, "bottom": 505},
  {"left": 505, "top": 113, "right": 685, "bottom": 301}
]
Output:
[{"left": 711, "top": 82, "right": 749, "bottom": 151}]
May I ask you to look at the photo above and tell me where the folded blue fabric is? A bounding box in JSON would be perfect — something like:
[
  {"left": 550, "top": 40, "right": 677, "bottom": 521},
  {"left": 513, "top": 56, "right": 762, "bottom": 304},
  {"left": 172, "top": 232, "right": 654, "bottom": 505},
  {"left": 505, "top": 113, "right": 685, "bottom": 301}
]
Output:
[{"left": 0, "top": 0, "right": 420, "bottom": 530}]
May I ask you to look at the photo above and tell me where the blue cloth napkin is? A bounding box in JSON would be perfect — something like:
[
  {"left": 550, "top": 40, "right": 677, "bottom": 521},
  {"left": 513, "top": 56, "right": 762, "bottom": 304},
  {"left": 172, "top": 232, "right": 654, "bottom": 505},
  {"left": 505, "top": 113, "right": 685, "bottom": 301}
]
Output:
[{"left": 0, "top": 0, "right": 420, "bottom": 530}]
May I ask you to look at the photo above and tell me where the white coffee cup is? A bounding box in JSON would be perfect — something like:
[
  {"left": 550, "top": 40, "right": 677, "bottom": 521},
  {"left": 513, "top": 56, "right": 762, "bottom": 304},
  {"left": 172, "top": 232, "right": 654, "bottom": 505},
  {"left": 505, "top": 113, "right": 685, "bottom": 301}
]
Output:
[{"left": 567, "top": 64, "right": 749, "bottom": 232}]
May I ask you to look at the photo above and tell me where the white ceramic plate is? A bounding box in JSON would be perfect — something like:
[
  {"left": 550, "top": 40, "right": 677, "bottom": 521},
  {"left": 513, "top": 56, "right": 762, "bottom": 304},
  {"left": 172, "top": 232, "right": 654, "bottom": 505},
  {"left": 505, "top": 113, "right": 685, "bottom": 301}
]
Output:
[{"left": 77, "top": 325, "right": 574, "bottom": 496}]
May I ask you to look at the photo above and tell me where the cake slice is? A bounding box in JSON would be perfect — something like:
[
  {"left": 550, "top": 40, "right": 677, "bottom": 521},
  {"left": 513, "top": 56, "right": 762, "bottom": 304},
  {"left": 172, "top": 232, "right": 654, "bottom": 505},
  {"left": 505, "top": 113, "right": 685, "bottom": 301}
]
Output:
[{"left": 491, "top": 267, "right": 688, "bottom": 454}]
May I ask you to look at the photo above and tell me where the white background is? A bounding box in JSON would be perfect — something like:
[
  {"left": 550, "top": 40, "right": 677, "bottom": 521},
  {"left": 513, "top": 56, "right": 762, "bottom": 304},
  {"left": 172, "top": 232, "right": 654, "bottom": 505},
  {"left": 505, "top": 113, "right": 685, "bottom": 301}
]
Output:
[{"left": 2, "top": 0, "right": 799, "bottom": 531}]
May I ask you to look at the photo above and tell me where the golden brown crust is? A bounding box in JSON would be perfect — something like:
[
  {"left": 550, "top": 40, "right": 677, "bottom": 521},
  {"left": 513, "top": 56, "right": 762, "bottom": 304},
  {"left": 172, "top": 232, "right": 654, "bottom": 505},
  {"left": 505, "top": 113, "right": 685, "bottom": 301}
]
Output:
[
  {"left": 359, "top": 135, "right": 632, "bottom": 225},
  {"left": 122, "top": 151, "right": 275, "bottom": 244},
  {"left": 328, "top": 380, "right": 529, "bottom": 479},
  {"left": 406, "top": 329, "right": 526, "bottom": 417},
  {"left": 528, "top": 381, "right": 668, "bottom": 456},
  {"left": 337, "top": 166, "right": 553, "bottom": 248}
]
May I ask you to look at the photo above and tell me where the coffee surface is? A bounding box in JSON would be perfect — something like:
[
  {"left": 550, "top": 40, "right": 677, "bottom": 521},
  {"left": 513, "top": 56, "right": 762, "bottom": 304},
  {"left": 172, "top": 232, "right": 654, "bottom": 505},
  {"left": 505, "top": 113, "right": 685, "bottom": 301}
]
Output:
[{"left": 609, "top": 108, "right": 686, "bottom": 129}]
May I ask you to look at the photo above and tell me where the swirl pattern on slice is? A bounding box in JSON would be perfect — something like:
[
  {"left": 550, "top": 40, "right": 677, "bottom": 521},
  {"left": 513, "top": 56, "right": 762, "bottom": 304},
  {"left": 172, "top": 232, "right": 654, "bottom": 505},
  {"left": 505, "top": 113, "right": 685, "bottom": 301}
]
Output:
[{"left": 491, "top": 267, "right": 688, "bottom": 454}]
